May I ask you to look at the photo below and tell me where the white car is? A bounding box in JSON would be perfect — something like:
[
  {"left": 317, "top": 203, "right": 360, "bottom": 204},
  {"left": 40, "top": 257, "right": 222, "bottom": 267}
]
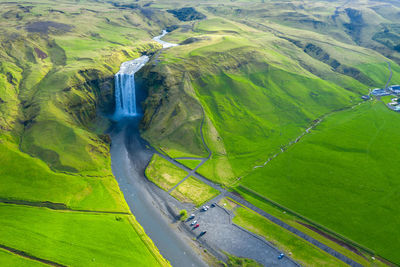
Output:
[{"left": 191, "top": 220, "right": 197, "bottom": 226}]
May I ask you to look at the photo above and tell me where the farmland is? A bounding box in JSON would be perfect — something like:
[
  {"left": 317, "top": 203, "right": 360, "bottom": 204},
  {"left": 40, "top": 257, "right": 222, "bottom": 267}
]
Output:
[{"left": 240, "top": 101, "right": 400, "bottom": 263}]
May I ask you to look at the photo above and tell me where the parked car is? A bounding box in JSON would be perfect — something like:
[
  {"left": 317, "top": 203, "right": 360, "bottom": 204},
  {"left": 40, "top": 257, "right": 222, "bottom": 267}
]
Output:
[
  {"left": 194, "top": 224, "right": 199, "bottom": 229},
  {"left": 211, "top": 203, "right": 216, "bottom": 208},
  {"left": 278, "top": 253, "right": 285, "bottom": 260},
  {"left": 199, "top": 231, "right": 207, "bottom": 236},
  {"left": 188, "top": 214, "right": 195, "bottom": 220},
  {"left": 201, "top": 206, "right": 208, "bottom": 211},
  {"left": 190, "top": 220, "right": 197, "bottom": 226}
]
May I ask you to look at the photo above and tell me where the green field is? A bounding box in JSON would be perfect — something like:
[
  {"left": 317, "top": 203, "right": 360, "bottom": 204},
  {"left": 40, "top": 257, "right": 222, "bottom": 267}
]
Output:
[
  {"left": 171, "top": 177, "right": 219, "bottom": 206},
  {"left": 145, "top": 154, "right": 188, "bottom": 191},
  {"left": 0, "top": 203, "right": 164, "bottom": 266},
  {"left": 240, "top": 101, "right": 400, "bottom": 264}
]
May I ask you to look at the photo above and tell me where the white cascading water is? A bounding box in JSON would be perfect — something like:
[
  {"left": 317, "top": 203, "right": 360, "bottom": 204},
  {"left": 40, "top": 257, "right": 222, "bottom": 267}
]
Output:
[{"left": 114, "top": 55, "right": 149, "bottom": 117}]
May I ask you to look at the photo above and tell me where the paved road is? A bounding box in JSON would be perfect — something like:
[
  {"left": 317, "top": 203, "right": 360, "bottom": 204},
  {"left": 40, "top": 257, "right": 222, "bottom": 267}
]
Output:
[{"left": 186, "top": 206, "right": 298, "bottom": 267}]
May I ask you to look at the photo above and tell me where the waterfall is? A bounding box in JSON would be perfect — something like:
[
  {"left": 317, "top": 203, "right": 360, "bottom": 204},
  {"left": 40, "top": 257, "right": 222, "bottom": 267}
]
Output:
[{"left": 114, "top": 55, "right": 149, "bottom": 117}]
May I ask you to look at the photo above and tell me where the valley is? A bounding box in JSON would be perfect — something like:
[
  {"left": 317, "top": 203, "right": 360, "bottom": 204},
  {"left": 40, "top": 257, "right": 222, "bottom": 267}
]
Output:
[{"left": 1, "top": 0, "right": 400, "bottom": 266}]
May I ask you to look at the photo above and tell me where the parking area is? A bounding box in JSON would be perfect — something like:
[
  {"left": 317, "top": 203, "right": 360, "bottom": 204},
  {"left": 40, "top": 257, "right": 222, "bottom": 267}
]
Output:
[{"left": 186, "top": 205, "right": 298, "bottom": 267}]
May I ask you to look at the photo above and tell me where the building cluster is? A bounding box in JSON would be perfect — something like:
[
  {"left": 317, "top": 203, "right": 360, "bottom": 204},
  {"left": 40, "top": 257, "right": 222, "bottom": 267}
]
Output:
[
  {"left": 361, "top": 85, "right": 400, "bottom": 112},
  {"left": 388, "top": 97, "right": 400, "bottom": 112},
  {"left": 370, "top": 85, "right": 400, "bottom": 97}
]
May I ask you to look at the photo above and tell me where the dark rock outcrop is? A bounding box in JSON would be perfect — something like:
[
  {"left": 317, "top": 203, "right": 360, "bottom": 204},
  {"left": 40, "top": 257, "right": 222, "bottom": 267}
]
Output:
[{"left": 167, "top": 7, "right": 206, "bottom": 21}]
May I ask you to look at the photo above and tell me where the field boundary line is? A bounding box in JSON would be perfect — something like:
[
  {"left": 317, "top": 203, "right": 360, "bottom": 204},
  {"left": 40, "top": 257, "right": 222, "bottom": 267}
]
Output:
[
  {"left": 0, "top": 244, "right": 66, "bottom": 267},
  {"left": 0, "top": 198, "right": 130, "bottom": 215}
]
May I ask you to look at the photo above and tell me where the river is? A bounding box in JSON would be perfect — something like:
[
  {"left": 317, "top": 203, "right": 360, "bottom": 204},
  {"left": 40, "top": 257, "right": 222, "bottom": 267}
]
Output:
[{"left": 110, "top": 31, "right": 206, "bottom": 266}]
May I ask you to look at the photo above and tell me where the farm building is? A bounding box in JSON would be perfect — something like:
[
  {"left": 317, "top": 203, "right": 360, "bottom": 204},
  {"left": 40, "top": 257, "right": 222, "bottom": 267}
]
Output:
[
  {"left": 389, "top": 85, "right": 400, "bottom": 94},
  {"left": 371, "top": 88, "right": 391, "bottom": 96}
]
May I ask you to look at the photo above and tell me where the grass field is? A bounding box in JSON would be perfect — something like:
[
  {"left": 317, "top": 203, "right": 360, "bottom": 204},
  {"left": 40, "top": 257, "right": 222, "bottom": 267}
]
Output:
[
  {"left": 170, "top": 177, "right": 219, "bottom": 206},
  {"left": 0, "top": 203, "right": 165, "bottom": 266},
  {"left": 145, "top": 154, "right": 188, "bottom": 191},
  {"left": 240, "top": 100, "right": 400, "bottom": 264},
  {"left": 0, "top": 139, "right": 127, "bottom": 211}
]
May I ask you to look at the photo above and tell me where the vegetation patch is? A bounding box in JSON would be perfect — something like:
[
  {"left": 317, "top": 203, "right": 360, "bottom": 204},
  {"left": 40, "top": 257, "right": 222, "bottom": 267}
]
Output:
[
  {"left": 167, "top": 7, "right": 205, "bottom": 22},
  {"left": 170, "top": 177, "right": 219, "bottom": 206},
  {"left": 224, "top": 253, "right": 262, "bottom": 267},
  {"left": 218, "top": 197, "right": 238, "bottom": 211},
  {"left": 179, "top": 209, "right": 188, "bottom": 221},
  {"left": 145, "top": 154, "right": 188, "bottom": 191},
  {"left": 25, "top": 21, "right": 72, "bottom": 34}
]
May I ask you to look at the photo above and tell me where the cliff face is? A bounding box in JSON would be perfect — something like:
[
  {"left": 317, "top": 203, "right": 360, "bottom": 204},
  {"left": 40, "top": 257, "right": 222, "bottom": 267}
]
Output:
[
  {"left": 62, "top": 69, "right": 115, "bottom": 127},
  {"left": 140, "top": 62, "right": 207, "bottom": 157}
]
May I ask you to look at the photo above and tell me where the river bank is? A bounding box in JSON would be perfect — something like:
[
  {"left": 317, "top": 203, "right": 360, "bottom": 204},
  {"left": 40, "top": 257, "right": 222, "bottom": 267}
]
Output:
[{"left": 110, "top": 117, "right": 209, "bottom": 266}]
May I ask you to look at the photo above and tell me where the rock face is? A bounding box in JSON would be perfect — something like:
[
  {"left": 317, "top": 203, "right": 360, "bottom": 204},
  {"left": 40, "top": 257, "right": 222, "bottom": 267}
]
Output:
[
  {"left": 64, "top": 69, "right": 116, "bottom": 126},
  {"left": 167, "top": 7, "right": 206, "bottom": 21}
]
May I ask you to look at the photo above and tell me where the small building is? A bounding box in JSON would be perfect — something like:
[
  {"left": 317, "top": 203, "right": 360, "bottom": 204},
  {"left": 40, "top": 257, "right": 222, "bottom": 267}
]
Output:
[
  {"left": 371, "top": 88, "right": 391, "bottom": 96},
  {"left": 389, "top": 85, "right": 400, "bottom": 95}
]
